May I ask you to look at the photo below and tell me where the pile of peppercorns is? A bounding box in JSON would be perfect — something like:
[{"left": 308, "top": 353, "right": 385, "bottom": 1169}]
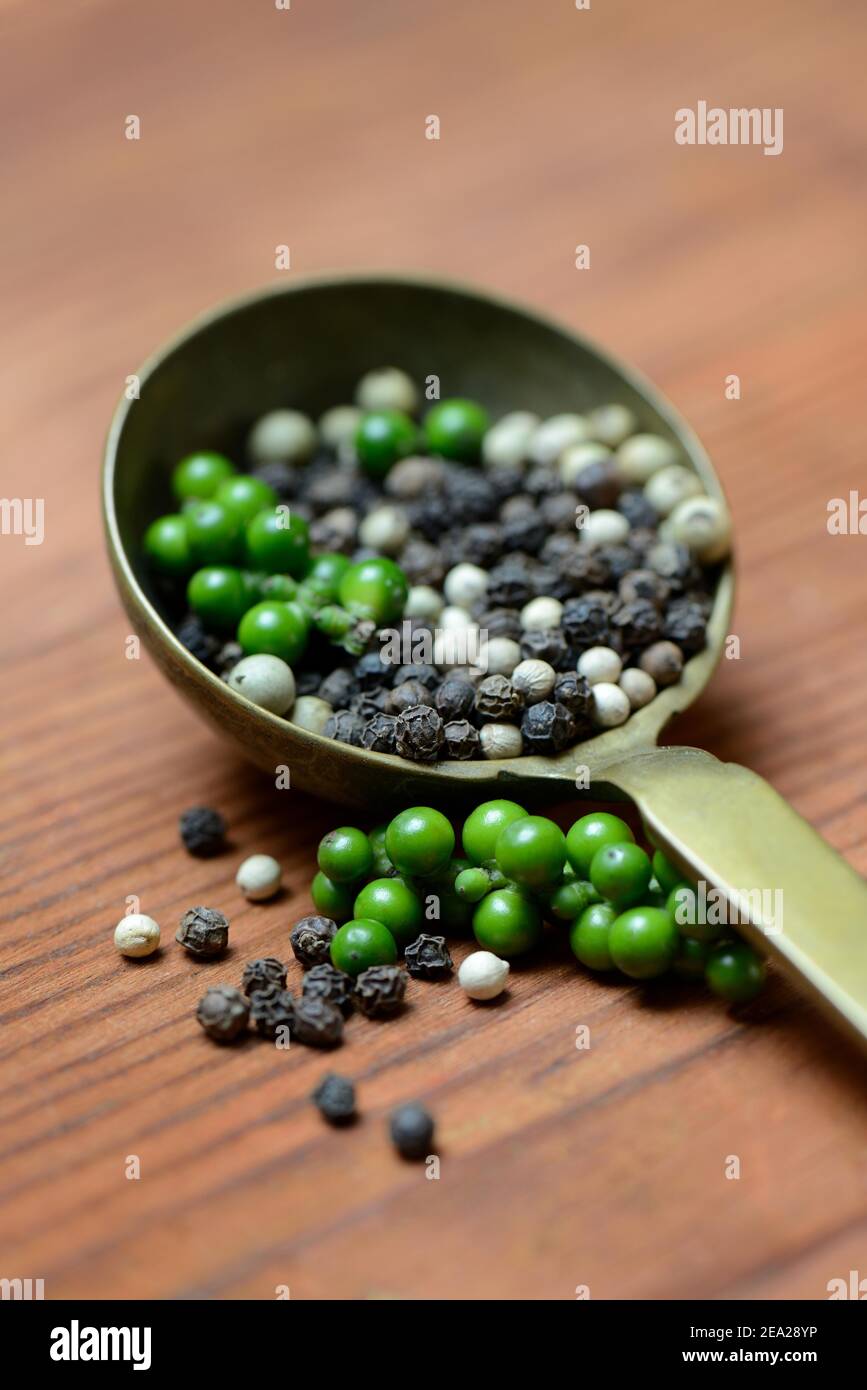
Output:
[{"left": 143, "top": 366, "right": 730, "bottom": 764}]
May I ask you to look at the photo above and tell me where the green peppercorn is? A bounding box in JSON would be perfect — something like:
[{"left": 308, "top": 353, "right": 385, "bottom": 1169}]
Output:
[
  {"left": 311, "top": 871, "right": 355, "bottom": 923},
  {"left": 548, "top": 878, "right": 597, "bottom": 922},
  {"left": 258, "top": 573, "right": 299, "bottom": 602},
  {"left": 385, "top": 806, "right": 455, "bottom": 878},
  {"left": 237, "top": 600, "right": 308, "bottom": 663},
  {"left": 304, "top": 551, "right": 351, "bottom": 602},
  {"left": 245, "top": 507, "right": 310, "bottom": 577},
  {"left": 416, "top": 857, "right": 475, "bottom": 933},
  {"left": 589, "top": 842, "right": 653, "bottom": 908},
  {"left": 353, "top": 877, "right": 423, "bottom": 946},
  {"left": 355, "top": 410, "right": 418, "bottom": 477},
  {"left": 480, "top": 859, "right": 510, "bottom": 890},
  {"left": 494, "top": 816, "right": 567, "bottom": 892},
  {"left": 317, "top": 826, "right": 374, "bottom": 884},
  {"left": 665, "top": 883, "right": 724, "bottom": 943},
  {"left": 368, "top": 825, "right": 392, "bottom": 878},
  {"left": 565, "top": 812, "right": 635, "bottom": 877},
  {"left": 314, "top": 605, "right": 355, "bottom": 641},
  {"left": 673, "top": 935, "right": 712, "bottom": 980},
  {"left": 609, "top": 906, "right": 679, "bottom": 979},
  {"left": 454, "top": 867, "right": 491, "bottom": 903},
  {"left": 705, "top": 941, "right": 765, "bottom": 1003},
  {"left": 143, "top": 514, "right": 192, "bottom": 577},
  {"left": 187, "top": 566, "right": 251, "bottom": 632},
  {"left": 651, "top": 848, "right": 683, "bottom": 896},
  {"left": 338, "top": 557, "right": 409, "bottom": 625},
  {"left": 423, "top": 398, "right": 489, "bottom": 463},
  {"left": 331, "top": 917, "right": 398, "bottom": 977},
  {"left": 473, "top": 887, "right": 542, "bottom": 958},
  {"left": 569, "top": 901, "right": 618, "bottom": 971},
  {"left": 171, "top": 450, "right": 235, "bottom": 502},
  {"left": 461, "top": 800, "right": 528, "bottom": 866},
  {"left": 186, "top": 499, "right": 244, "bottom": 566},
  {"left": 215, "top": 474, "right": 277, "bottom": 524}
]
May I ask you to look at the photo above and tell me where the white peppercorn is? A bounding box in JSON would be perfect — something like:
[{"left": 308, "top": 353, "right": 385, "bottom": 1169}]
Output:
[
  {"left": 578, "top": 508, "right": 630, "bottom": 549},
  {"left": 439, "top": 604, "right": 473, "bottom": 631},
  {"left": 511, "top": 657, "right": 557, "bottom": 704},
  {"left": 578, "top": 645, "right": 623, "bottom": 685},
  {"left": 443, "top": 563, "right": 489, "bottom": 608},
  {"left": 358, "top": 504, "right": 410, "bottom": 554},
  {"left": 644, "top": 464, "right": 704, "bottom": 517},
  {"left": 529, "top": 413, "right": 590, "bottom": 466},
  {"left": 290, "top": 694, "right": 333, "bottom": 735},
  {"left": 666, "top": 495, "right": 732, "bottom": 563},
  {"left": 587, "top": 402, "right": 637, "bottom": 447},
  {"left": 617, "top": 433, "right": 678, "bottom": 484},
  {"left": 619, "top": 666, "right": 658, "bottom": 709},
  {"left": 227, "top": 654, "right": 296, "bottom": 715},
  {"left": 235, "top": 854, "right": 283, "bottom": 901},
  {"left": 478, "top": 636, "right": 522, "bottom": 676},
  {"left": 318, "top": 404, "right": 362, "bottom": 452},
  {"left": 458, "top": 950, "right": 511, "bottom": 1000},
  {"left": 247, "top": 408, "right": 317, "bottom": 465},
  {"left": 558, "top": 440, "right": 614, "bottom": 489},
  {"left": 481, "top": 410, "right": 540, "bottom": 469},
  {"left": 114, "top": 913, "right": 161, "bottom": 958},
  {"left": 385, "top": 455, "right": 444, "bottom": 499},
  {"left": 355, "top": 366, "right": 418, "bottom": 414},
  {"left": 519, "top": 596, "right": 563, "bottom": 630},
  {"left": 591, "top": 681, "right": 631, "bottom": 728},
  {"left": 479, "top": 722, "right": 523, "bottom": 758},
  {"left": 404, "top": 584, "right": 444, "bottom": 622}
]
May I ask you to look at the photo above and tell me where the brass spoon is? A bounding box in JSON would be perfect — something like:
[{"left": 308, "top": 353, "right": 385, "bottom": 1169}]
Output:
[{"left": 103, "top": 274, "right": 867, "bottom": 1050}]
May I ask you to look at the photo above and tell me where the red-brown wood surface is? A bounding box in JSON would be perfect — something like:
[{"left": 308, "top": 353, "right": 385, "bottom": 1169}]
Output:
[{"left": 2, "top": 0, "right": 866, "bottom": 1300}]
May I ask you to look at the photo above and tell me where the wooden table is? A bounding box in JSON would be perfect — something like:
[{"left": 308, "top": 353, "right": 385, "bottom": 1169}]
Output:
[{"left": 3, "top": 0, "right": 866, "bottom": 1300}]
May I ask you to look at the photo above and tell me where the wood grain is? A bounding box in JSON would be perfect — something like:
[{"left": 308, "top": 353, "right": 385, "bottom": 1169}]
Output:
[{"left": 2, "top": 0, "right": 867, "bottom": 1300}]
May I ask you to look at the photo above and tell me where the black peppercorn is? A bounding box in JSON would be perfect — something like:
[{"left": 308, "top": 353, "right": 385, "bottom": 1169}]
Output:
[
  {"left": 389, "top": 678, "right": 434, "bottom": 715},
  {"left": 324, "top": 710, "right": 366, "bottom": 747},
  {"left": 443, "top": 469, "right": 497, "bottom": 521},
  {"left": 241, "top": 957, "right": 287, "bottom": 996},
  {"left": 317, "top": 667, "right": 358, "bottom": 709},
  {"left": 540, "top": 533, "right": 579, "bottom": 567},
  {"left": 573, "top": 459, "right": 622, "bottom": 508},
  {"left": 449, "top": 523, "right": 504, "bottom": 569},
  {"left": 349, "top": 688, "right": 391, "bottom": 721},
  {"left": 486, "top": 559, "right": 535, "bottom": 609},
  {"left": 394, "top": 705, "right": 444, "bottom": 763},
  {"left": 488, "top": 466, "right": 525, "bottom": 502},
  {"left": 442, "top": 719, "right": 480, "bottom": 760},
  {"left": 475, "top": 674, "right": 523, "bottom": 722},
  {"left": 612, "top": 597, "right": 663, "bottom": 654},
  {"left": 529, "top": 564, "right": 574, "bottom": 602},
  {"left": 196, "top": 985, "right": 249, "bottom": 1043},
  {"left": 389, "top": 1102, "right": 435, "bottom": 1160},
  {"left": 639, "top": 640, "right": 684, "bottom": 687},
  {"left": 617, "top": 487, "right": 659, "bottom": 530},
  {"left": 501, "top": 509, "right": 546, "bottom": 555},
  {"left": 561, "top": 595, "right": 611, "bottom": 649},
  {"left": 249, "top": 459, "right": 298, "bottom": 501},
  {"left": 311, "top": 1073, "right": 356, "bottom": 1125},
  {"left": 179, "top": 806, "right": 226, "bottom": 858},
  {"left": 290, "top": 915, "right": 338, "bottom": 968},
  {"left": 560, "top": 548, "right": 610, "bottom": 595},
  {"left": 362, "top": 712, "right": 399, "bottom": 754},
  {"left": 646, "top": 540, "right": 698, "bottom": 587},
  {"left": 404, "top": 934, "right": 453, "bottom": 979},
  {"left": 249, "top": 985, "right": 296, "bottom": 1040},
  {"left": 392, "top": 662, "right": 439, "bottom": 691},
  {"left": 594, "top": 543, "right": 636, "bottom": 584},
  {"left": 175, "top": 615, "right": 221, "bottom": 668},
  {"left": 294, "top": 668, "right": 323, "bottom": 697},
  {"left": 539, "top": 490, "right": 581, "bottom": 531},
  {"left": 435, "top": 677, "right": 476, "bottom": 721},
  {"left": 306, "top": 470, "right": 358, "bottom": 512},
  {"left": 552, "top": 671, "right": 594, "bottom": 722},
  {"left": 475, "top": 607, "right": 523, "bottom": 641},
  {"left": 523, "top": 464, "right": 561, "bottom": 498},
  {"left": 618, "top": 568, "right": 670, "bottom": 607},
  {"left": 662, "top": 598, "right": 707, "bottom": 655},
  {"left": 398, "top": 537, "right": 446, "bottom": 587},
  {"left": 499, "top": 494, "right": 535, "bottom": 521},
  {"left": 355, "top": 650, "right": 394, "bottom": 690},
  {"left": 176, "top": 906, "right": 229, "bottom": 958},
  {"left": 520, "top": 700, "right": 578, "bottom": 754},
  {"left": 520, "top": 627, "right": 571, "bottom": 670},
  {"left": 292, "top": 996, "right": 344, "bottom": 1047},
  {"left": 353, "top": 964, "right": 407, "bottom": 1018},
  {"left": 302, "top": 963, "right": 355, "bottom": 1015}
]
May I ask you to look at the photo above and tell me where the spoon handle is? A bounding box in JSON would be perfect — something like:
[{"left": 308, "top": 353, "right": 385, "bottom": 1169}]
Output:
[{"left": 599, "top": 746, "right": 867, "bottom": 1050}]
